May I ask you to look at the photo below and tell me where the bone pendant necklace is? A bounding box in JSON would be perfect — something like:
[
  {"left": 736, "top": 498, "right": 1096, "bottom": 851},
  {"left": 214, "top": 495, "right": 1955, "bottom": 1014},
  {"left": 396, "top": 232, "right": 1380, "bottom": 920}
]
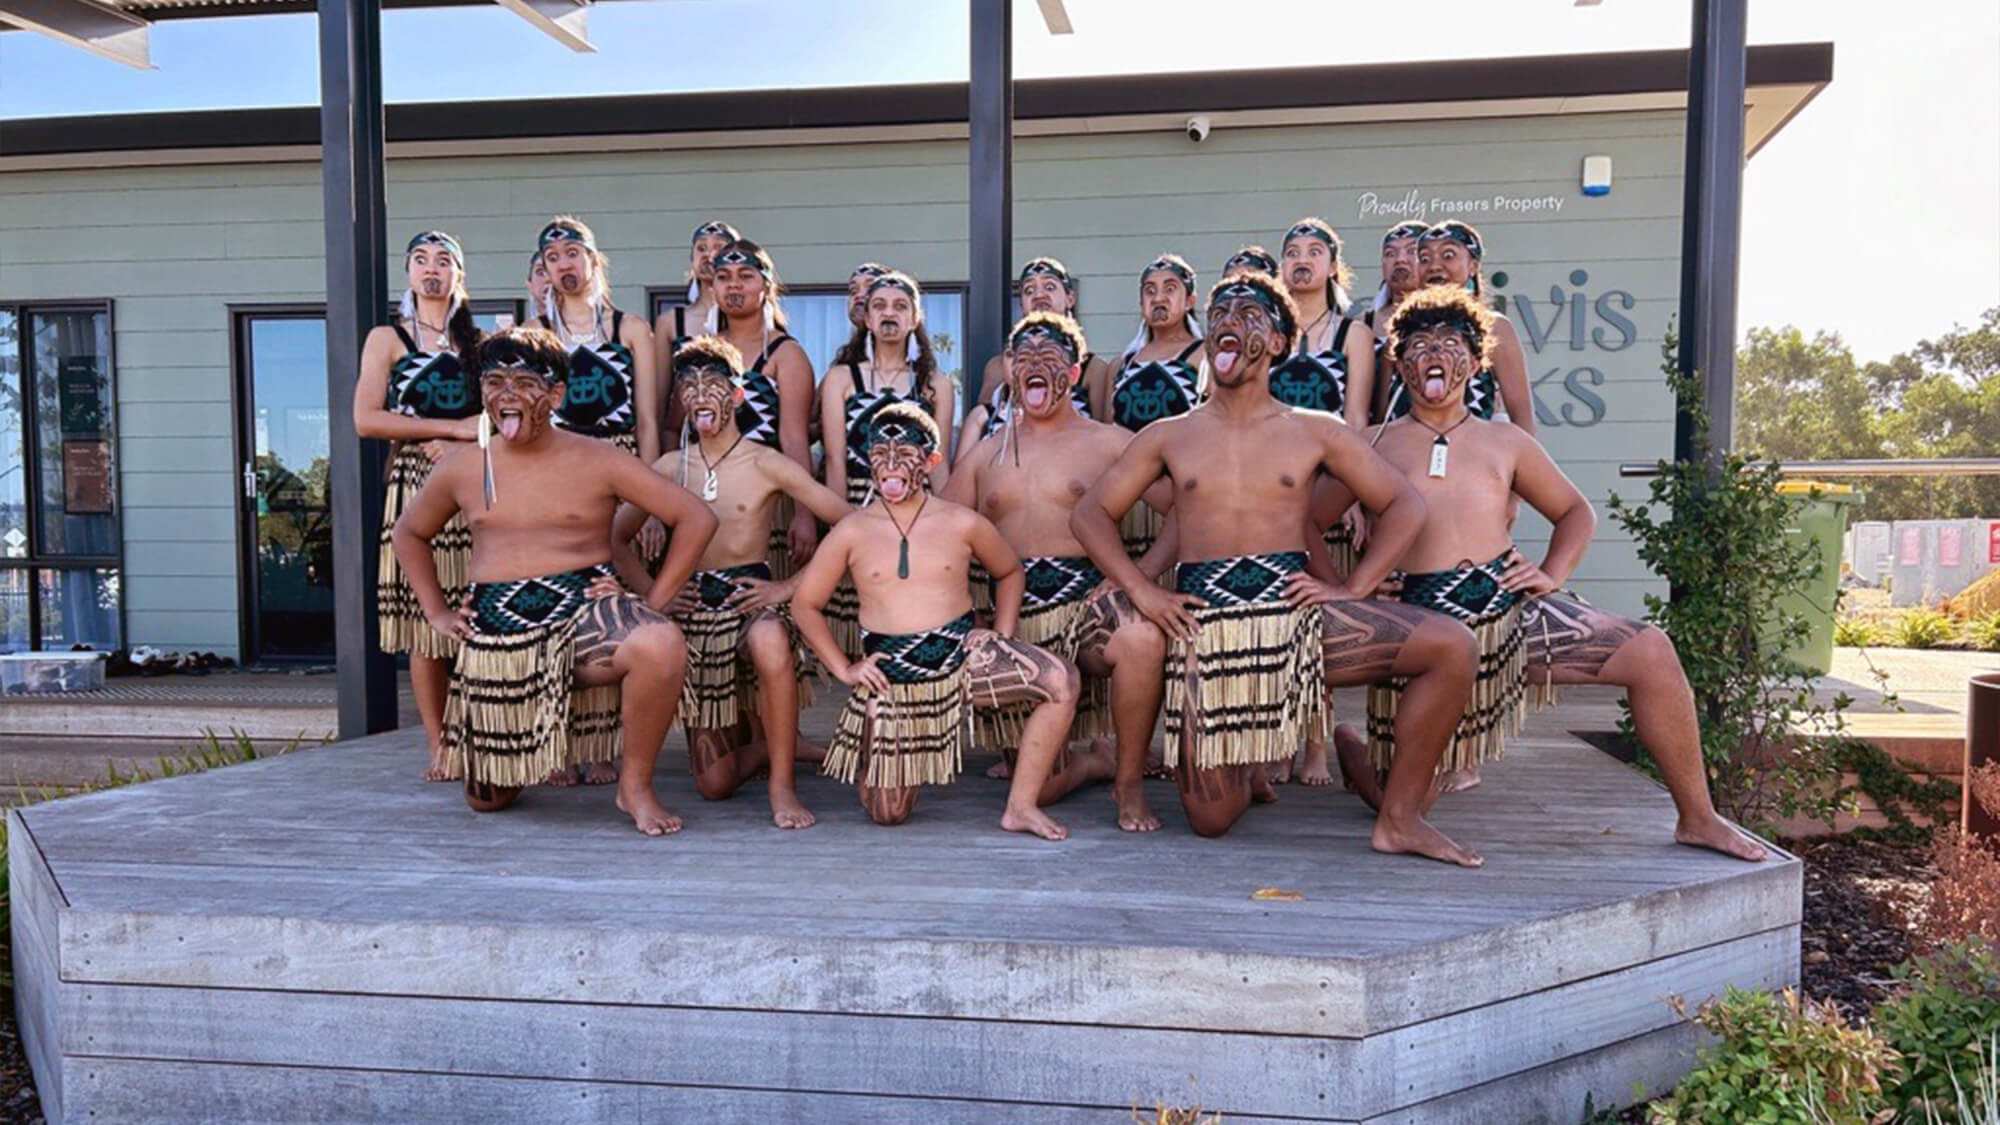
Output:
[
  {"left": 1413, "top": 411, "right": 1473, "bottom": 479},
  {"left": 882, "top": 493, "right": 929, "bottom": 580},
  {"left": 695, "top": 432, "right": 746, "bottom": 502}
]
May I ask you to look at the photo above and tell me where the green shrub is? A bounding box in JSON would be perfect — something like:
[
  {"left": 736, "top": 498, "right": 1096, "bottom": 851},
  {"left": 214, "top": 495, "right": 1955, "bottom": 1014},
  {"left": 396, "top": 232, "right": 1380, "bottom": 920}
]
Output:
[
  {"left": 1836, "top": 617, "right": 1887, "bottom": 647},
  {"left": 1648, "top": 987, "right": 1897, "bottom": 1125},
  {"left": 1879, "top": 942, "right": 2000, "bottom": 1122},
  {"left": 1920, "top": 1034, "right": 2000, "bottom": 1125},
  {"left": 1968, "top": 614, "right": 2000, "bottom": 654},
  {"left": 1893, "top": 609, "right": 1958, "bottom": 650}
]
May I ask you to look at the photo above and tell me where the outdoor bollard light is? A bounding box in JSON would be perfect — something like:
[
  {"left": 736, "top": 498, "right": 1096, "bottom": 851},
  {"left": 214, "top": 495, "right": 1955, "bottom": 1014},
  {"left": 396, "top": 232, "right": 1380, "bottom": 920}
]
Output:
[{"left": 1969, "top": 673, "right": 2000, "bottom": 839}]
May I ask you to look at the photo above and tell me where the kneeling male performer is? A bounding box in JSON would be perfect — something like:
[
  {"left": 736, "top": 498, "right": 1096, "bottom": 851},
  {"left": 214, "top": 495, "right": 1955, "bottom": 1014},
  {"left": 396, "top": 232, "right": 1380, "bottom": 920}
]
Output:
[
  {"left": 605, "top": 336, "right": 853, "bottom": 830},
  {"left": 1348, "top": 286, "right": 1766, "bottom": 862},
  {"left": 944, "top": 313, "right": 1182, "bottom": 814},
  {"left": 792, "top": 403, "right": 1096, "bottom": 840},
  {"left": 393, "top": 325, "right": 717, "bottom": 837},
  {"left": 1073, "top": 271, "right": 1483, "bottom": 866}
]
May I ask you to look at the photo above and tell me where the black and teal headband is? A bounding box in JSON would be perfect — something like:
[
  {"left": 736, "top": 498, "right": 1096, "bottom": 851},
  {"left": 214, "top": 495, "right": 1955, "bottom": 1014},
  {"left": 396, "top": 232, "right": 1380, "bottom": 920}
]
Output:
[
  {"left": 1418, "top": 221, "right": 1483, "bottom": 260},
  {"left": 1283, "top": 220, "right": 1338, "bottom": 255},
  {"left": 867, "top": 411, "right": 938, "bottom": 454},
  {"left": 674, "top": 354, "right": 739, "bottom": 384},
  {"left": 711, "top": 246, "right": 770, "bottom": 278},
  {"left": 1008, "top": 320, "right": 1079, "bottom": 363},
  {"left": 537, "top": 220, "right": 595, "bottom": 254},
  {"left": 691, "top": 220, "right": 740, "bottom": 245},
  {"left": 1140, "top": 254, "right": 1196, "bottom": 291},
  {"left": 1382, "top": 220, "right": 1429, "bottom": 247},
  {"left": 1210, "top": 279, "right": 1294, "bottom": 338},
  {"left": 867, "top": 273, "right": 920, "bottom": 300},
  {"left": 406, "top": 230, "right": 462, "bottom": 264},
  {"left": 1224, "top": 246, "right": 1278, "bottom": 276},
  {"left": 1018, "top": 257, "right": 1077, "bottom": 293}
]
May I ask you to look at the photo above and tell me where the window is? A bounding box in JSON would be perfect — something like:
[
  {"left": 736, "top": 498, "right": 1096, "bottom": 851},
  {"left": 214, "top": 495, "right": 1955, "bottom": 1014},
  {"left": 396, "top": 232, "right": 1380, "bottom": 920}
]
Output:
[
  {"left": 648, "top": 284, "right": 970, "bottom": 414},
  {"left": 0, "top": 303, "right": 122, "bottom": 654}
]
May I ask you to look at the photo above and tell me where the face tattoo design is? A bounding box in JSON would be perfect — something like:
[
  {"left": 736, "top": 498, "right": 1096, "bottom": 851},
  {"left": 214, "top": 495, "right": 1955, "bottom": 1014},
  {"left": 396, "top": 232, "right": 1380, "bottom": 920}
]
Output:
[
  {"left": 1398, "top": 322, "right": 1479, "bottom": 409},
  {"left": 1007, "top": 321, "right": 1080, "bottom": 418},
  {"left": 1205, "top": 280, "right": 1292, "bottom": 389},
  {"left": 677, "top": 356, "right": 741, "bottom": 439},
  {"left": 866, "top": 411, "right": 938, "bottom": 506}
]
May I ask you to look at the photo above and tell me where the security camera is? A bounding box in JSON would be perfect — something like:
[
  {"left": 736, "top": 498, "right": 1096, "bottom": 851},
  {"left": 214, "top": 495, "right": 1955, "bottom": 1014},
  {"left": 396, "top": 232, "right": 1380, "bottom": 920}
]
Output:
[{"left": 1185, "top": 116, "right": 1212, "bottom": 143}]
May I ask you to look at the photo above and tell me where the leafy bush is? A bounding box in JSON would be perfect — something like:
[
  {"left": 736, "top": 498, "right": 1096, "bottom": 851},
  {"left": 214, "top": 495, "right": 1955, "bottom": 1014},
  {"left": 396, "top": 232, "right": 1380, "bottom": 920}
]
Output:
[
  {"left": 1878, "top": 943, "right": 2000, "bottom": 1123},
  {"left": 1921, "top": 1034, "right": 2000, "bottom": 1125},
  {"left": 1648, "top": 987, "right": 1897, "bottom": 1124},
  {"left": 1893, "top": 609, "right": 1958, "bottom": 650},
  {"left": 1836, "top": 617, "right": 1888, "bottom": 648},
  {"left": 1969, "top": 614, "right": 2000, "bottom": 654},
  {"left": 1609, "top": 337, "right": 1852, "bottom": 830}
]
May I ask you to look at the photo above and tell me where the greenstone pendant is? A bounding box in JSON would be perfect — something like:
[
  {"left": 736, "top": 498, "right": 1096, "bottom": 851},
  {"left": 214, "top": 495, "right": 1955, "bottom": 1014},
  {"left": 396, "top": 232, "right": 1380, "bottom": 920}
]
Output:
[{"left": 897, "top": 538, "right": 910, "bottom": 579}]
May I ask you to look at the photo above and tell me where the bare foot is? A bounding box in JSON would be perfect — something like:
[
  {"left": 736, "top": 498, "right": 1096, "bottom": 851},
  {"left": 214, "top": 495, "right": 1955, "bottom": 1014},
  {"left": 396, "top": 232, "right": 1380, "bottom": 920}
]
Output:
[
  {"left": 1251, "top": 768, "right": 1279, "bottom": 804},
  {"left": 1001, "top": 803, "right": 1069, "bottom": 841},
  {"left": 1297, "top": 740, "right": 1334, "bottom": 787},
  {"left": 543, "top": 765, "right": 579, "bottom": 788},
  {"left": 1675, "top": 812, "right": 1768, "bottom": 862},
  {"left": 1143, "top": 749, "right": 1173, "bottom": 780},
  {"left": 1438, "top": 765, "right": 1482, "bottom": 794},
  {"left": 580, "top": 760, "right": 618, "bottom": 786},
  {"left": 770, "top": 788, "right": 816, "bottom": 830},
  {"left": 1372, "top": 812, "right": 1482, "bottom": 868},
  {"left": 985, "top": 757, "right": 1014, "bottom": 780},
  {"left": 615, "top": 788, "right": 683, "bottom": 836},
  {"left": 422, "top": 751, "right": 450, "bottom": 783},
  {"left": 1114, "top": 778, "right": 1161, "bottom": 832},
  {"left": 1270, "top": 756, "right": 1294, "bottom": 785},
  {"left": 1334, "top": 726, "right": 1383, "bottom": 811}
]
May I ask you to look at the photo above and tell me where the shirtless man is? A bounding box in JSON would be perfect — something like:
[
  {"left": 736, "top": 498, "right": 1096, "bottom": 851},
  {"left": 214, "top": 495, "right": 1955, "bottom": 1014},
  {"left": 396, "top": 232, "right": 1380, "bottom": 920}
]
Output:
[
  {"left": 392, "top": 325, "right": 717, "bottom": 837},
  {"left": 943, "top": 313, "right": 1180, "bottom": 823},
  {"left": 959, "top": 258, "right": 1106, "bottom": 454},
  {"left": 602, "top": 336, "right": 851, "bottom": 830},
  {"left": 792, "top": 402, "right": 1098, "bottom": 841},
  {"left": 1342, "top": 286, "right": 1766, "bottom": 862},
  {"left": 1073, "top": 271, "right": 1483, "bottom": 866}
]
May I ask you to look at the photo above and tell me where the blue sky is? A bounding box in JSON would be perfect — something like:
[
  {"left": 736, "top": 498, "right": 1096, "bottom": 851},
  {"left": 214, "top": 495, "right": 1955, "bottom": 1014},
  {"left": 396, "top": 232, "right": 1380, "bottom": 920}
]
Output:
[{"left": 3, "top": 0, "right": 1997, "bottom": 361}]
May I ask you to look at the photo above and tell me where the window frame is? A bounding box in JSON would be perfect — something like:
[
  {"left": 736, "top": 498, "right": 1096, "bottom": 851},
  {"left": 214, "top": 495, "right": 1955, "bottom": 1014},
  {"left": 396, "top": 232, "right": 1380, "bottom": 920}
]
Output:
[{"left": 0, "top": 298, "right": 126, "bottom": 652}]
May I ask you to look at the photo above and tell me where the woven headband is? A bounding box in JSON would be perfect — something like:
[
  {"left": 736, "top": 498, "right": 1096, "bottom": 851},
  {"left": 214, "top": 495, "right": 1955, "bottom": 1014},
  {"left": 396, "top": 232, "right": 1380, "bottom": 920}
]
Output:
[
  {"left": 406, "top": 230, "right": 462, "bottom": 264},
  {"left": 691, "top": 220, "right": 739, "bottom": 245},
  {"left": 851, "top": 262, "right": 889, "bottom": 282},
  {"left": 1382, "top": 221, "right": 1429, "bottom": 247},
  {"left": 711, "top": 247, "right": 769, "bottom": 277},
  {"left": 1418, "top": 223, "right": 1482, "bottom": 259},
  {"left": 1211, "top": 280, "right": 1293, "bottom": 336},
  {"left": 483, "top": 354, "right": 557, "bottom": 380},
  {"left": 867, "top": 274, "right": 920, "bottom": 300},
  {"left": 1225, "top": 248, "right": 1278, "bottom": 275},
  {"left": 1008, "top": 321, "right": 1079, "bottom": 362},
  {"left": 1283, "top": 222, "right": 1338, "bottom": 252},
  {"left": 674, "top": 355, "right": 738, "bottom": 384},
  {"left": 537, "top": 222, "right": 595, "bottom": 254},
  {"left": 1019, "top": 258, "right": 1076, "bottom": 292},
  {"left": 1141, "top": 256, "right": 1195, "bottom": 290},
  {"left": 867, "top": 413, "right": 937, "bottom": 454}
]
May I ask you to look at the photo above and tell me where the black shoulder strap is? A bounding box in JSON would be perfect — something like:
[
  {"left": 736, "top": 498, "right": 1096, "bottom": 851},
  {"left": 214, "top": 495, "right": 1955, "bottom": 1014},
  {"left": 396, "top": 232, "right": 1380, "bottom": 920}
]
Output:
[
  {"left": 1174, "top": 339, "right": 1202, "bottom": 364},
  {"left": 674, "top": 307, "right": 687, "bottom": 341},
  {"left": 610, "top": 307, "right": 625, "bottom": 338},
  {"left": 754, "top": 333, "right": 793, "bottom": 370},
  {"left": 849, "top": 361, "right": 868, "bottom": 395},
  {"left": 391, "top": 323, "right": 418, "bottom": 352},
  {"left": 1332, "top": 316, "right": 1358, "bottom": 353}
]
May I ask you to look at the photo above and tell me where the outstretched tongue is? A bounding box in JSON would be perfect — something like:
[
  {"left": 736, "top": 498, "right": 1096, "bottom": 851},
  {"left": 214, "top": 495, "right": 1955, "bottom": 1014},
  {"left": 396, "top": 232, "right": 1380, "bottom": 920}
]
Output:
[
  {"left": 1423, "top": 375, "right": 1447, "bottom": 400},
  {"left": 1213, "top": 349, "right": 1239, "bottom": 376},
  {"left": 498, "top": 412, "right": 522, "bottom": 440},
  {"left": 879, "top": 476, "right": 911, "bottom": 502},
  {"left": 1023, "top": 382, "right": 1050, "bottom": 409},
  {"left": 694, "top": 408, "right": 719, "bottom": 434}
]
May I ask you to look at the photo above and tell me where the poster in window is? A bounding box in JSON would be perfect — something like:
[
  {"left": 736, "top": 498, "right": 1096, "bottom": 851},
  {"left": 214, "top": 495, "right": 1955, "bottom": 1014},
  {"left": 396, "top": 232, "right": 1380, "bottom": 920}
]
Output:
[
  {"left": 58, "top": 356, "right": 105, "bottom": 438},
  {"left": 62, "top": 440, "right": 113, "bottom": 515}
]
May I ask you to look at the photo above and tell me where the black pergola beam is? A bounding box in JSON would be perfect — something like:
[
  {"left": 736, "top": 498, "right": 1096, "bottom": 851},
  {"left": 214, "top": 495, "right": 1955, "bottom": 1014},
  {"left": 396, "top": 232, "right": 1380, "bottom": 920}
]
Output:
[
  {"left": 967, "top": 0, "right": 1012, "bottom": 407},
  {"left": 1674, "top": 0, "right": 1747, "bottom": 461},
  {"left": 319, "top": 0, "right": 397, "bottom": 738}
]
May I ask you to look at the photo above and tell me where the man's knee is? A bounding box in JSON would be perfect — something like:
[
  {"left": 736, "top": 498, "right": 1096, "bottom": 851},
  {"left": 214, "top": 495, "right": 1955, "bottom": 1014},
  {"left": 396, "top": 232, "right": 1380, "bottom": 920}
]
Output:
[
  {"left": 743, "top": 617, "right": 794, "bottom": 672},
  {"left": 1413, "top": 616, "right": 1478, "bottom": 680},
  {"left": 864, "top": 786, "right": 916, "bottom": 826},
  {"left": 619, "top": 622, "right": 686, "bottom": 677},
  {"left": 1184, "top": 801, "right": 1241, "bottom": 838},
  {"left": 1618, "top": 624, "right": 1684, "bottom": 685},
  {"left": 1042, "top": 657, "right": 1082, "bottom": 708},
  {"left": 1108, "top": 618, "right": 1166, "bottom": 667}
]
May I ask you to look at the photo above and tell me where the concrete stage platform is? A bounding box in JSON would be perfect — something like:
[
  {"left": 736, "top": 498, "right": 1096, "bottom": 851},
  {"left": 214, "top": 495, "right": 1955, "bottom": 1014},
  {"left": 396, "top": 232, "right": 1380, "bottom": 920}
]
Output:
[{"left": 10, "top": 698, "right": 1799, "bottom": 1124}]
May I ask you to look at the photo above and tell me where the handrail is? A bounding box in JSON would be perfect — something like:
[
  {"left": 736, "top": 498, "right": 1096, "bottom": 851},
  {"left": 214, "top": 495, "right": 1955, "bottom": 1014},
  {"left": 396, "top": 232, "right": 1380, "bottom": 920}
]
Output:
[{"left": 1618, "top": 458, "right": 2000, "bottom": 479}]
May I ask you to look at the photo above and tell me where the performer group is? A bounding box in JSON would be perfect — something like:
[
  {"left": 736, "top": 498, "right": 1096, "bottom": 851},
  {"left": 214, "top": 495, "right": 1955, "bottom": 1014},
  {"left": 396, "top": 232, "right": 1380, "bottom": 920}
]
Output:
[{"left": 365, "top": 212, "right": 1769, "bottom": 866}]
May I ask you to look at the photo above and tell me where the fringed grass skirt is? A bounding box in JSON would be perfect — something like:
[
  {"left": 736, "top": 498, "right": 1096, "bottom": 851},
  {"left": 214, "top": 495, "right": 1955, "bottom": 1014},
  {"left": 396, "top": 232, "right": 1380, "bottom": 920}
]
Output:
[
  {"left": 1366, "top": 552, "right": 1537, "bottom": 774},
  {"left": 1162, "top": 553, "right": 1329, "bottom": 770},
  {"left": 442, "top": 566, "right": 623, "bottom": 787},
  {"left": 823, "top": 612, "right": 974, "bottom": 789},
  {"left": 767, "top": 494, "right": 800, "bottom": 581},
  {"left": 824, "top": 477, "right": 872, "bottom": 658},
  {"left": 377, "top": 443, "right": 471, "bottom": 659},
  {"left": 1120, "top": 502, "right": 1166, "bottom": 563},
  {"left": 1323, "top": 521, "right": 1358, "bottom": 582},
  {"left": 676, "top": 563, "right": 813, "bottom": 732}
]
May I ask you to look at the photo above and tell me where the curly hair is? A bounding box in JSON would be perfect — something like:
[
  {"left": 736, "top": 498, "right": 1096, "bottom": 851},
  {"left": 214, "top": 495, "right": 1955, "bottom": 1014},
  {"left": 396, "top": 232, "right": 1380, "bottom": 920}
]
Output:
[
  {"left": 1007, "top": 310, "right": 1087, "bottom": 363},
  {"left": 865, "top": 399, "right": 942, "bottom": 453},
  {"left": 1210, "top": 269, "right": 1303, "bottom": 357},
  {"left": 673, "top": 334, "right": 745, "bottom": 381},
  {"left": 1387, "top": 284, "right": 1496, "bottom": 370}
]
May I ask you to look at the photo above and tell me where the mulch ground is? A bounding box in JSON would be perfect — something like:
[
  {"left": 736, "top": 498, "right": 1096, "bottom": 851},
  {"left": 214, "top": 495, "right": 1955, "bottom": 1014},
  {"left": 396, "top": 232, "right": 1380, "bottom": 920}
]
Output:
[{"left": 0, "top": 834, "right": 1940, "bottom": 1124}]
